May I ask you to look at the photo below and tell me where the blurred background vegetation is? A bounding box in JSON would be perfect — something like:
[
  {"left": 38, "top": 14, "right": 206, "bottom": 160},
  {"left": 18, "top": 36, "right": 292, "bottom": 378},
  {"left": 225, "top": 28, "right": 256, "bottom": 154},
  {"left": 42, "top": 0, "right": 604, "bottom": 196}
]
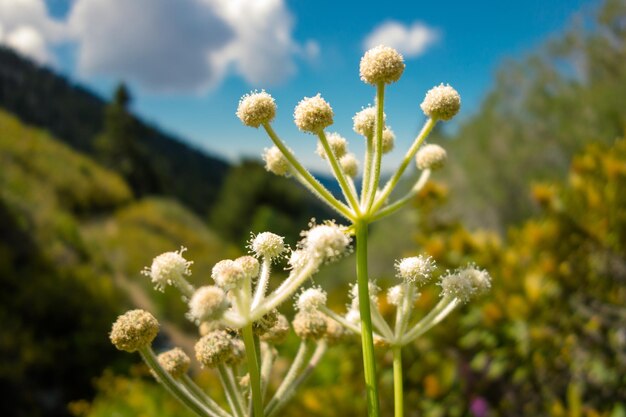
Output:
[{"left": 0, "top": 0, "right": 625, "bottom": 416}]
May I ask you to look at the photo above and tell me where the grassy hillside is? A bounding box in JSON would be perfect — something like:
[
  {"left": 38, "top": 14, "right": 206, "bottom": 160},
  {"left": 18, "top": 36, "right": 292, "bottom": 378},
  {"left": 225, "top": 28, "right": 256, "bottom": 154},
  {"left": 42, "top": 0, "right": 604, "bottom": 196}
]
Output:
[{"left": 0, "top": 109, "right": 236, "bottom": 416}]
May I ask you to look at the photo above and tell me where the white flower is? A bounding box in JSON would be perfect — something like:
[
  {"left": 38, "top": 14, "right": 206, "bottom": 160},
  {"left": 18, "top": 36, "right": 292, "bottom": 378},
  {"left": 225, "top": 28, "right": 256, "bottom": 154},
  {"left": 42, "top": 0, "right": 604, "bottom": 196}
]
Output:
[{"left": 142, "top": 247, "right": 193, "bottom": 292}]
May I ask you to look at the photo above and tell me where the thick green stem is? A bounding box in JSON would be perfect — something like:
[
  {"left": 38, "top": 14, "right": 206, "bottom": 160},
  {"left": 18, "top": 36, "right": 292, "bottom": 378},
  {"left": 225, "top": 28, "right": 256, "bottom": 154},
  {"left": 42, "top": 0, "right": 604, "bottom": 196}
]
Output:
[
  {"left": 355, "top": 221, "right": 381, "bottom": 417},
  {"left": 365, "top": 83, "right": 386, "bottom": 212},
  {"left": 263, "top": 123, "right": 354, "bottom": 220},
  {"left": 392, "top": 346, "right": 404, "bottom": 417},
  {"left": 318, "top": 130, "right": 361, "bottom": 214},
  {"left": 242, "top": 324, "right": 264, "bottom": 417}
]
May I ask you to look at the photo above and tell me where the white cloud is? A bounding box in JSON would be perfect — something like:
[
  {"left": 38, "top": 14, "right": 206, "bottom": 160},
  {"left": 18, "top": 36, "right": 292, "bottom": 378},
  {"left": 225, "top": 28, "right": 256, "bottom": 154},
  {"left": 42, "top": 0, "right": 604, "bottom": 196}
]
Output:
[
  {"left": 0, "top": 0, "right": 67, "bottom": 63},
  {"left": 363, "top": 21, "right": 439, "bottom": 58}
]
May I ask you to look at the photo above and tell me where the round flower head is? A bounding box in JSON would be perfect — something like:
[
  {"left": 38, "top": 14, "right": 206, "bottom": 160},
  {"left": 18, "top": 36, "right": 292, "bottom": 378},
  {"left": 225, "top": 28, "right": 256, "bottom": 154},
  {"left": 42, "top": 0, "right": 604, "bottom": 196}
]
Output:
[
  {"left": 195, "top": 330, "right": 233, "bottom": 368},
  {"left": 293, "top": 94, "right": 333, "bottom": 133},
  {"left": 324, "top": 317, "right": 346, "bottom": 345},
  {"left": 360, "top": 45, "right": 405, "bottom": 85},
  {"left": 387, "top": 284, "right": 405, "bottom": 306},
  {"left": 301, "top": 222, "right": 351, "bottom": 263},
  {"left": 439, "top": 266, "right": 491, "bottom": 302},
  {"left": 235, "top": 256, "right": 260, "bottom": 280},
  {"left": 110, "top": 309, "right": 159, "bottom": 352},
  {"left": 345, "top": 308, "right": 361, "bottom": 327},
  {"left": 296, "top": 287, "right": 327, "bottom": 312},
  {"left": 415, "top": 144, "right": 447, "bottom": 170},
  {"left": 381, "top": 127, "right": 395, "bottom": 154},
  {"left": 226, "top": 338, "right": 245, "bottom": 365},
  {"left": 250, "top": 232, "right": 286, "bottom": 260},
  {"left": 340, "top": 153, "right": 359, "bottom": 178},
  {"left": 261, "top": 313, "right": 290, "bottom": 344},
  {"left": 353, "top": 106, "right": 385, "bottom": 137},
  {"left": 396, "top": 255, "right": 435, "bottom": 285},
  {"left": 288, "top": 249, "right": 307, "bottom": 271},
  {"left": 187, "top": 286, "right": 228, "bottom": 322},
  {"left": 293, "top": 311, "right": 327, "bottom": 340},
  {"left": 316, "top": 132, "right": 348, "bottom": 159},
  {"left": 263, "top": 146, "right": 290, "bottom": 176},
  {"left": 253, "top": 310, "right": 279, "bottom": 336},
  {"left": 420, "top": 84, "right": 461, "bottom": 121},
  {"left": 236, "top": 90, "right": 276, "bottom": 127},
  {"left": 157, "top": 347, "right": 190, "bottom": 379},
  {"left": 211, "top": 259, "right": 245, "bottom": 290},
  {"left": 142, "top": 247, "right": 193, "bottom": 292}
]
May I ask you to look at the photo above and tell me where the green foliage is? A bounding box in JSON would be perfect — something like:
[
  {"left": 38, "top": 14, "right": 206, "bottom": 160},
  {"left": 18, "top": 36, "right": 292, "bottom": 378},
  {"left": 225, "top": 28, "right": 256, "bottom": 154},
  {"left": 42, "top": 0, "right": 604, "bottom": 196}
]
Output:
[
  {"left": 440, "top": 0, "right": 626, "bottom": 230},
  {"left": 401, "top": 137, "right": 626, "bottom": 416},
  {"left": 209, "top": 160, "right": 334, "bottom": 245}
]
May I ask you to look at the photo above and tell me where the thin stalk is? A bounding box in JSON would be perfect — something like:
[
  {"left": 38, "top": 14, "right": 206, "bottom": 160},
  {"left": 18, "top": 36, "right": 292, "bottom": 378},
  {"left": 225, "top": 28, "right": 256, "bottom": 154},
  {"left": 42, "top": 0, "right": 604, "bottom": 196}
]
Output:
[
  {"left": 263, "top": 123, "right": 354, "bottom": 219},
  {"left": 319, "top": 305, "right": 364, "bottom": 335},
  {"left": 260, "top": 343, "right": 275, "bottom": 399},
  {"left": 400, "top": 296, "right": 459, "bottom": 345},
  {"left": 181, "top": 375, "right": 231, "bottom": 417},
  {"left": 242, "top": 324, "right": 264, "bottom": 417},
  {"left": 393, "top": 284, "right": 414, "bottom": 340},
  {"left": 291, "top": 169, "right": 352, "bottom": 221},
  {"left": 370, "top": 170, "right": 431, "bottom": 222},
  {"left": 371, "top": 118, "right": 436, "bottom": 214},
  {"left": 217, "top": 365, "right": 245, "bottom": 417},
  {"left": 361, "top": 133, "right": 374, "bottom": 207},
  {"left": 265, "top": 341, "right": 311, "bottom": 414},
  {"left": 355, "top": 221, "right": 381, "bottom": 417},
  {"left": 369, "top": 299, "right": 394, "bottom": 340},
  {"left": 392, "top": 346, "right": 404, "bottom": 417},
  {"left": 139, "top": 347, "right": 210, "bottom": 417},
  {"left": 365, "top": 83, "right": 385, "bottom": 212},
  {"left": 252, "top": 257, "right": 272, "bottom": 309},
  {"left": 266, "top": 342, "right": 327, "bottom": 417},
  {"left": 347, "top": 176, "right": 359, "bottom": 203},
  {"left": 317, "top": 130, "right": 361, "bottom": 214}
]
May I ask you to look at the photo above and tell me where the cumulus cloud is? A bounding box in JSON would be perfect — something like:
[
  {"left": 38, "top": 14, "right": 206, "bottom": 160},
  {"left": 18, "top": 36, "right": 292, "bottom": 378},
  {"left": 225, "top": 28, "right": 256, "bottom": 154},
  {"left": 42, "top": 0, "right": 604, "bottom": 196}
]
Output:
[
  {"left": 0, "top": 0, "right": 67, "bottom": 63},
  {"left": 67, "top": 0, "right": 233, "bottom": 91},
  {"left": 363, "top": 21, "right": 439, "bottom": 58}
]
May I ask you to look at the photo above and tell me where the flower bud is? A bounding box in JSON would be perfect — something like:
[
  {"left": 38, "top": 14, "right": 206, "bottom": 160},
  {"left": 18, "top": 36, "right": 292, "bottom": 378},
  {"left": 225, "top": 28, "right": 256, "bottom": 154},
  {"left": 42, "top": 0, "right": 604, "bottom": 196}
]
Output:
[
  {"left": 381, "top": 127, "right": 395, "bottom": 154},
  {"left": 235, "top": 256, "right": 260, "bottom": 280},
  {"left": 261, "top": 313, "right": 290, "bottom": 344},
  {"left": 253, "top": 310, "right": 279, "bottom": 336},
  {"left": 420, "top": 84, "right": 461, "bottom": 121},
  {"left": 293, "top": 311, "right": 327, "bottom": 340},
  {"left": 387, "top": 284, "right": 405, "bottom": 306},
  {"left": 316, "top": 132, "right": 348, "bottom": 159},
  {"left": 236, "top": 90, "right": 276, "bottom": 127},
  {"left": 110, "top": 309, "right": 159, "bottom": 352},
  {"left": 395, "top": 255, "right": 435, "bottom": 285},
  {"left": 415, "top": 144, "right": 447, "bottom": 170},
  {"left": 250, "top": 232, "right": 286, "bottom": 260},
  {"left": 439, "top": 266, "right": 492, "bottom": 302},
  {"left": 301, "top": 222, "right": 351, "bottom": 263},
  {"left": 293, "top": 94, "right": 333, "bottom": 133},
  {"left": 142, "top": 247, "right": 193, "bottom": 292},
  {"left": 188, "top": 286, "right": 228, "bottom": 322},
  {"left": 263, "top": 146, "right": 290, "bottom": 176},
  {"left": 360, "top": 45, "right": 405, "bottom": 85},
  {"left": 353, "top": 107, "right": 385, "bottom": 137},
  {"left": 211, "top": 259, "right": 245, "bottom": 290},
  {"left": 324, "top": 317, "right": 346, "bottom": 345},
  {"left": 296, "top": 287, "right": 327, "bottom": 312},
  {"left": 195, "top": 330, "right": 233, "bottom": 368},
  {"left": 339, "top": 153, "right": 359, "bottom": 178},
  {"left": 157, "top": 347, "right": 190, "bottom": 379}
]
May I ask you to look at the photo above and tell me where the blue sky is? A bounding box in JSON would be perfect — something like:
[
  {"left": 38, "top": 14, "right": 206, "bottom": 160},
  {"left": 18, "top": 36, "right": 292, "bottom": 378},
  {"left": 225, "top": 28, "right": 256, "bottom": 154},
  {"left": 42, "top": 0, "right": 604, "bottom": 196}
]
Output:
[{"left": 1, "top": 0, "right": 594, "bottom": 171}]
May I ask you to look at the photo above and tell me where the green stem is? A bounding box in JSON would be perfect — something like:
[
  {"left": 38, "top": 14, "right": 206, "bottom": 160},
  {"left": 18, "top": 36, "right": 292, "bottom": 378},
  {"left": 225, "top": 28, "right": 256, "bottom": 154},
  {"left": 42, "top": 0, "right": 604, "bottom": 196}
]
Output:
[
  {"left": 139, "top": 347, "right": 210, "bottom": 417},
  {"left": 365, "top": 83, "right": 385, "bottom": 212},
  {"left": 317, "top": 130, "right": 361, "bottom": 214},
  {"left": 181, "top": 375, "right": 231, "bottom": 417},
  {"left": 361, "top": 133, "right": 374, "bottom": 207},
  {"left": 263, "top": 123, "right": 354, "bottom": 220},
  {"left": 242, "top": 324, "right": 264, "bottom": 417},
  {"left": 265, "top": 341, "right": 311, "bottom": 414},
  {"left": 371, "top": 118, "right": 436, "bottom": 214},
  {"left": 392, "top": 346, "right": 404, "bottom": 417},
  {"left": 370, "top": 170, "right": 431, "bottom": 222},
  {"left": 217, "top": 365, "right": 246, "bottom": 417},
  {"left": 355, "top": 221, "right": 381, "bottom": 417}
]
